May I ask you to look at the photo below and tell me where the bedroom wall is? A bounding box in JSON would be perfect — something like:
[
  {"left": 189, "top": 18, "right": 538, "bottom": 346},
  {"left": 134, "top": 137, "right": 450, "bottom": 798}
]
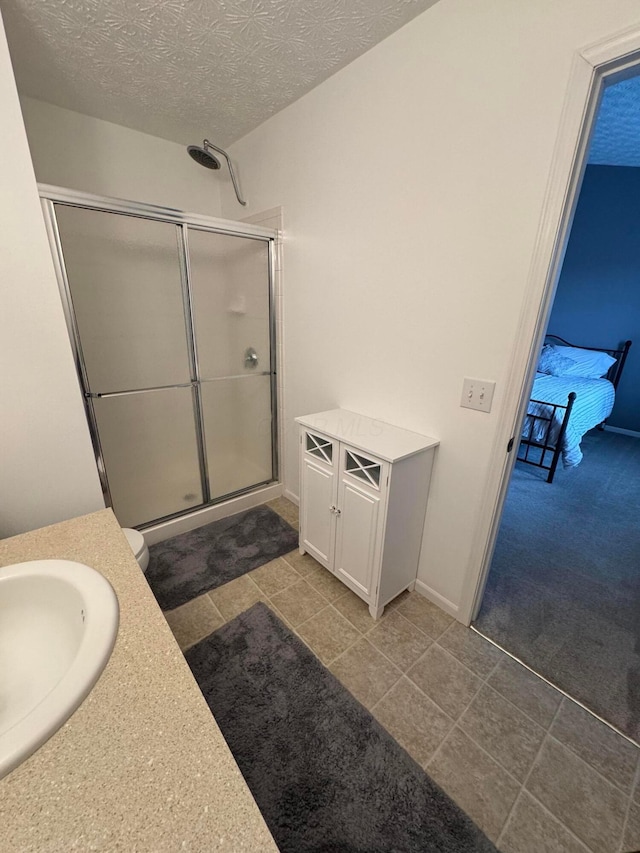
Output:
[
  {"left": 220, "top": 0, "right": 640, "bottom": 614},
  {"left": 19, "top": 97, "right": 222, "bottom": 217},
  {"left": 549, "top": 165, "right": 640, "bottom": 432}
]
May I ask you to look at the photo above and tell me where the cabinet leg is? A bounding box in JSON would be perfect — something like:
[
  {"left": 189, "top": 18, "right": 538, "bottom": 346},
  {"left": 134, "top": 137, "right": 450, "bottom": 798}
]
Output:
[
  {"left": 407, "top": 580, "right": 416, "bottom": 592},
  {"left": 299, "top": 544, "right": 306, "bottom": 556},
  {"left": 369, "top": 603, "right": 384, "bottom": 620}
]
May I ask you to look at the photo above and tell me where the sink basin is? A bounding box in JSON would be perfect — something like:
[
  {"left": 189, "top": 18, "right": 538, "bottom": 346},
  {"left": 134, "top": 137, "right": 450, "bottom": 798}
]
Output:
[{"left": 0, "top": 559, "right": 119, "bottom": 779}]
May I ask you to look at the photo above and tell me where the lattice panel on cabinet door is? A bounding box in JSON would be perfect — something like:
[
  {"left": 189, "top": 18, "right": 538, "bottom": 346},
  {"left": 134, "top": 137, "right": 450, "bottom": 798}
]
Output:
[
  {"left": 305, "top": 432, "right": 333, "bottom": 464},
  {"left": 344, "top": 450, "right": 381, "bottom": 489}
]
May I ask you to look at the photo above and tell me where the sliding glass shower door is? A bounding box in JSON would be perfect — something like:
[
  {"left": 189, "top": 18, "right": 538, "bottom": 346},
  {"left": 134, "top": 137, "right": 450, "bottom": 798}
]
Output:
[
  {"left": 188, "top": 229, "right": 273, "bottom": 501},
  {"left": 48, "top": 195, "right": 276, "bottom": 528}
]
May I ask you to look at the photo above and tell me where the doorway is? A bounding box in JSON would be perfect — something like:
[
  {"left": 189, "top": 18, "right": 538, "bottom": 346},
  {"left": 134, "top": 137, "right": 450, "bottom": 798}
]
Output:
[{"left": 465, "top": 34, "right": 640, "bottom": 743}]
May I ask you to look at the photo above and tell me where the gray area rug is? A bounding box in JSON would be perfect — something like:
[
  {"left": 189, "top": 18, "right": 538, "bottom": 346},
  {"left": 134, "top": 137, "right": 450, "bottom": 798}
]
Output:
[
  {"left": 146, "top": 506, "right": 299, "bottom": 611},
  {"left": 186, "top": 602, "right": 497, "bottom": 853},
  {"left": 474, "top": 430, "right": 640, "bottom": 741}
]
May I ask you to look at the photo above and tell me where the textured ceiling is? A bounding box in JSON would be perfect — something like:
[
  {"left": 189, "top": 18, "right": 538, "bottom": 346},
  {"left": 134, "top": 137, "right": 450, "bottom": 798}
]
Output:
[
  {"left": 589, "top": 76, "right": 640, "bottom": 167},
  {"left": 2, "top": 0, "right": 439, "bottom": 147}
]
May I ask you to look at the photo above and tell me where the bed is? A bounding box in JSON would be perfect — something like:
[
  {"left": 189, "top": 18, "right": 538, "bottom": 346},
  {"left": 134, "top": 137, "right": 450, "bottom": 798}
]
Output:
[{"left": 518, "top": 335, "right": 632, "bottom": 483}]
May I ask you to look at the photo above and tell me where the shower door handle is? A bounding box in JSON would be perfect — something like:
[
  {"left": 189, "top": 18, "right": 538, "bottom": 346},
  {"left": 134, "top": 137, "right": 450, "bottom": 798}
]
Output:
[{"left": 244, "top": 347, "right": 259, "bottom": 369}]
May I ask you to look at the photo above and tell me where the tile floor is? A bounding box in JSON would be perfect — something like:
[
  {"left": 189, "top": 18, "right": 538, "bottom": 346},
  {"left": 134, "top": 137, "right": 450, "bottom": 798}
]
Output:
[{"left": 163, "top": 496, "right": 640, "bottom": 853}]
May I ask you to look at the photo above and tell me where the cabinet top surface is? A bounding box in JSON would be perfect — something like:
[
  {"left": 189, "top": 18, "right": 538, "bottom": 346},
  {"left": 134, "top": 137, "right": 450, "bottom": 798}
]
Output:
[{"left": 295, "top": 409, "right": 439, "bottom": 462}]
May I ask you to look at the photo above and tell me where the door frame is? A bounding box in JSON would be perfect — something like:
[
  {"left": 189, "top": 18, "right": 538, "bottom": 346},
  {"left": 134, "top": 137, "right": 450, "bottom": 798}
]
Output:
[{"left": 459, "top": 23, "right": 640, "bottom": 625}]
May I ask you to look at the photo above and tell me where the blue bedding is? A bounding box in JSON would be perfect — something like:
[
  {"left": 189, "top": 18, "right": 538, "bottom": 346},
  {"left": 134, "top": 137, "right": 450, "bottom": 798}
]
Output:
[{"left": 525, "top": 373, "right": 615, "bottom": 467}]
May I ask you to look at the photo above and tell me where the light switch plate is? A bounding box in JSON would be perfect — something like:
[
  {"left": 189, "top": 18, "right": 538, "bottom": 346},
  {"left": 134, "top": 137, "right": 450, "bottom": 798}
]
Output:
[{"left": 461, "top": 378, "right": 496, "bottom": 413}]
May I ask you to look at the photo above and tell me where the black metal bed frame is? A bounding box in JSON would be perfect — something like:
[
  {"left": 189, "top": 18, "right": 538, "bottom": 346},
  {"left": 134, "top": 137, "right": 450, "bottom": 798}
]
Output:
[{"left": 517, "top": 335, "right": 632, "bottom": 483}]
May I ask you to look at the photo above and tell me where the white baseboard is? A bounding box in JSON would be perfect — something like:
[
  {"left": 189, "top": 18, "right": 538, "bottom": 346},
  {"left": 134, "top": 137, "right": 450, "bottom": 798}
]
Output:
[
  {"left": 605, "top": 425, "right": 640, "bottom": 438},
  {"left": 283, "top": 488, "right": 299, "bottom": 505},
  {"left": 414, "top": 579, "right": 460, "bottom": 619},
  {"left": 142, "top": 483, "right": 284, "bottom": 545}
]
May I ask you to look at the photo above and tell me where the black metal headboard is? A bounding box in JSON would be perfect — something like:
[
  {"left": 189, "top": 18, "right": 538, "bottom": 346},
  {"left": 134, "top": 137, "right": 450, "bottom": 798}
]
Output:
[{"left": 545, "top": 335, "right": 632, "bottom": 391}]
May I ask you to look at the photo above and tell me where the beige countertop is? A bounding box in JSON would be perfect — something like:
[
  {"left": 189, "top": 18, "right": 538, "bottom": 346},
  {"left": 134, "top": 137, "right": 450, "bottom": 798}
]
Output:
[{"left": 0, "top": 509, "right": 278, "bottom": 853}]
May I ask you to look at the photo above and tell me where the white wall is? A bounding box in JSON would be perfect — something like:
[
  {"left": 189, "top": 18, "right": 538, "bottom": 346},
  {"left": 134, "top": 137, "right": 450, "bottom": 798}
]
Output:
[
  {"left": 20, "top": 97, "right": 222, "bottom": 216},
  {"left": 0, "top": 13, "right": 104, "bottom": 537},
  {"left": 222, "top": 0, "right": 640, "bottom": 614}
]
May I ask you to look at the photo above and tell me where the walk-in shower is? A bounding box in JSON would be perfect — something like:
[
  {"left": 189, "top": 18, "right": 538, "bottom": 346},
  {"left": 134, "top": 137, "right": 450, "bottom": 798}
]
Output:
[{"left": 40, "top": 186, "right": 277, "bottom": 529}]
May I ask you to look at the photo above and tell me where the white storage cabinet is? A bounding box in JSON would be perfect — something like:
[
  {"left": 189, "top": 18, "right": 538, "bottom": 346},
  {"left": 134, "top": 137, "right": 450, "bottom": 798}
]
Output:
[{"left": 295, "top": 409, "right": 439, "bottom": 619}]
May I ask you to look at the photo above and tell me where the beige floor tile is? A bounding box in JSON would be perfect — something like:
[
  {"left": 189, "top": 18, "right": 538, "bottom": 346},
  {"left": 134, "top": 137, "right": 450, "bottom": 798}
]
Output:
[
  {"left": 623, "top": 799, "right": 640, "bottom": 852},
  {"left": 207, "top": 574, "right": 267, "bottom": 621},
  {"left": 282, "top": 549, "right": 322, "bottom": 578},
  {"left": 267, "top": 602, "right": 296, "bottom": 631},
  {"left": 305, "top": 565, "right": 349, "bottom": 603},
  {"left": 267, "top": 496, "right": 300, "bottom": 525},
  {"left": 550, "top": 698, "right": 640, "bottom": 794},
  {"left": 332, "top": 589, "right": 381, "bottom": 633},
  {"left": 397, "top": 592, "right": 454, "bottom": 639},
  {"left": 526, "top": 737, "right": 627, "bottom": 853},
  {"left": 250, "top": 557, "right": 300, "bottom": 597},
  {"left": 296, "top": 606, "right": 361, "bottom": 664},
  {"left": 438, "top": 622, "right": 503, "bottom": 679},
  {"left": 270, "top": 579, "right": 328, "bottom": 627},
  {"left": 408, "top": 644, "right": 481, "bottom": 719},
  {"left": 427, "top": 726, "right": 520, "bottom": 842},
  {"left": 459, "top": 685, "right": 546, "bottom": 782},
  {"left": 329, "top": 639, "right": 401, "bottom": 709},
  {"left": 499, "top": 791, "right": 591, "bottom": 853},
  {"left": 367, "top": 610, "right": 432, "bottom": 671},
  {"left": 164, "top": 594, "right": 224, "bottom": 651},
  {"left": 488, "top": 657, "right": 562, "bottom": 729},
  {"left": 372, "top": 677, "right": 453, "bottom": 766}
]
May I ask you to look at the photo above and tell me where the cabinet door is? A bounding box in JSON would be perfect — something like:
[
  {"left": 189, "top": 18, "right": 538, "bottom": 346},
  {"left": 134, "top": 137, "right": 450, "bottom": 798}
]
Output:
[
  {"left": 300, "top": 456, "right": 336, "bottom": 569},
  {"left": 334, "top": 476, "right": 381, "bottom": 600}
]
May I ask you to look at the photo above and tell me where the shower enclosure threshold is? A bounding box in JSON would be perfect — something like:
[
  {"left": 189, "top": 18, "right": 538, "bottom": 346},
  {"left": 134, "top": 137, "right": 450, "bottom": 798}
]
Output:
[{"left": 139, "top": 481, "right": 285, "bottom": 546}]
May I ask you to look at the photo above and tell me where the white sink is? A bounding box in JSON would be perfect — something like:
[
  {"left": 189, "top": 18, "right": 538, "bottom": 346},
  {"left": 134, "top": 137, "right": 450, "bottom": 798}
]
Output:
[{"left": 0, "top": 559, "right": 119, "bottom": 779}]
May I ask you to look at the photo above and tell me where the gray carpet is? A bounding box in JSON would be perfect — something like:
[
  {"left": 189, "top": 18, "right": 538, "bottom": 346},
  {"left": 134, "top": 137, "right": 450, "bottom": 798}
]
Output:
[
  {"left": 146, "top": 506, "right": 299, "bottom": 611},
  {"left": 474, "top": 430, "right": 640, "bottom": 741},
  {"left": 186, "top": 602, "right": 497, "bottom": 853}
]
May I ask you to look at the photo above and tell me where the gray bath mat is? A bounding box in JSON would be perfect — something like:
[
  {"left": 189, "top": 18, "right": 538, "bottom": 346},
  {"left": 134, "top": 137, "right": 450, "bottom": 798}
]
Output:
[
  {"left": 185, "top": 602, "right": 497, "bottom": 853},
  {"left": 146, "top": 506, "right": 298, "bottom": 611}
]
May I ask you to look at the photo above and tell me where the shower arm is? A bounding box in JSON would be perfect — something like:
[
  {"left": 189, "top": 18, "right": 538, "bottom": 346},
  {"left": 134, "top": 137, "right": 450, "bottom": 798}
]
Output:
[{"left": 203, "top": 139, "right": 247, "bottom": 206}]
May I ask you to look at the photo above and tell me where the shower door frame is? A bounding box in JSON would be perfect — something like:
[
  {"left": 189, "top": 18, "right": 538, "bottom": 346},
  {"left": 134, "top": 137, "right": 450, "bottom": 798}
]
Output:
[{"left": 39, "top": 184, "right": 279, "bottom": 529}]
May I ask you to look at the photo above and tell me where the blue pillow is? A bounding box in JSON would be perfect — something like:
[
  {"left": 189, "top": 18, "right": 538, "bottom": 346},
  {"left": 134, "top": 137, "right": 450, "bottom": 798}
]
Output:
[{"left": 537, "top": 345, "right": 577, "bottom": 376}]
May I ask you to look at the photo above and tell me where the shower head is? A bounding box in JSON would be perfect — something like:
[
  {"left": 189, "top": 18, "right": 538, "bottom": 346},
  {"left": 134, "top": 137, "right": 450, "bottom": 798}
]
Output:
[
  {"left": 187, "top": 144, "right": 221, "bottom": 170},
  {"left": 186, "top": 138, "right": 247, "bottom": 206}
]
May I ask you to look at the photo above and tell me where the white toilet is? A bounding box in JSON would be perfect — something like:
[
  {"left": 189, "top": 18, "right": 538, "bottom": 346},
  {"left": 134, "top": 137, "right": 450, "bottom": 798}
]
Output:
[{"left": 122, "top": 528, "right": 150, "bottom": 573}]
